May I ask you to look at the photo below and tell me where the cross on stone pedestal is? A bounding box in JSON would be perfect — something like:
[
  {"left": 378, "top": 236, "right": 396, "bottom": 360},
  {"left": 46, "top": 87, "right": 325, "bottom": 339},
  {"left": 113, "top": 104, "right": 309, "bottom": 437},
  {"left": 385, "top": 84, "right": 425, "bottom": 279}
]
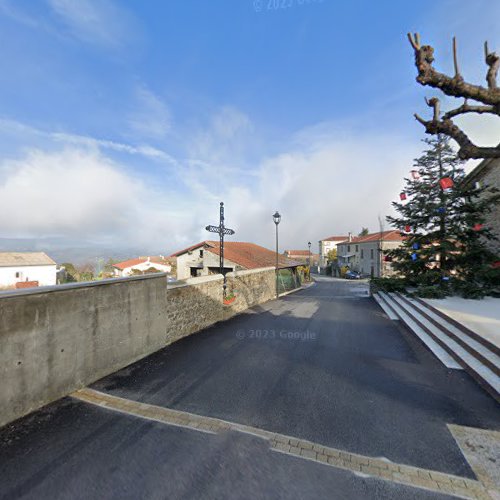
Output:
[{"left": 205, "top": 202, "right": 235, "bottom": 297}]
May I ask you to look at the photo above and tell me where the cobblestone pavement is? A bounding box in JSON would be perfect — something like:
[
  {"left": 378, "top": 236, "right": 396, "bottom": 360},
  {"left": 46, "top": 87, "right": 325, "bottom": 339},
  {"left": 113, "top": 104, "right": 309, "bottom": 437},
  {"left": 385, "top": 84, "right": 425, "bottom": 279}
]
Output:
[{"left": 73, "top": 388, "right": 496, "bottom": 500}]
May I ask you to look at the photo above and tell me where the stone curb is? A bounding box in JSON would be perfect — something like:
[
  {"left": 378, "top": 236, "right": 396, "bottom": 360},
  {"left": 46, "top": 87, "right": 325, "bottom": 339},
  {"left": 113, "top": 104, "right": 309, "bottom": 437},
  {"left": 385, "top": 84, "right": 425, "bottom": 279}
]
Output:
[{"left": 72, "top": 388, "right": 494, "bottom": 500}]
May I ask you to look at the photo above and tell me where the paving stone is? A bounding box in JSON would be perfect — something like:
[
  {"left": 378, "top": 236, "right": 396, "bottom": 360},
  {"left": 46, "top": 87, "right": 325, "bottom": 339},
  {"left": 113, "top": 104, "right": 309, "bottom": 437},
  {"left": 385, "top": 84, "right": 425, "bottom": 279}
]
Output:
[
  {"left": 73, "top": 388, "right": 497, "bottom": 499},
  {"left": 300, "top": 448, "right": 317, "bottom": 460}
]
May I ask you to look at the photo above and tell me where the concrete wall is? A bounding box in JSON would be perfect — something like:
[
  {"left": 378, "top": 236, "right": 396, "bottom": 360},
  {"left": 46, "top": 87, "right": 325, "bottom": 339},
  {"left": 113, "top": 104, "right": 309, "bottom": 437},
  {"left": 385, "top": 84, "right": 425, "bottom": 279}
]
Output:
[{"left": 0, "top": 267, "right": 279, "bottom": 427}]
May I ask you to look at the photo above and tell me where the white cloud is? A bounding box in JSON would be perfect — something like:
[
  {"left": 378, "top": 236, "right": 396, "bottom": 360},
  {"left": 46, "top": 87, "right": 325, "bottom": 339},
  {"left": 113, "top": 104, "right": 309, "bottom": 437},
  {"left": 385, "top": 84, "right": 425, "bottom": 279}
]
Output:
[
  {"left": 0, "top": 118, "right": 179, "bottom": 165},
  {"left": 47, "top": 0, "right": 136, "bottom": 47},
  {"left": 0, "top": 148, "right": 140, "bottom": 236},
  {"left": 222, "top": 129, "right": 421, "bottom": 252},
  {"left": 128, "top": 86, "right": 172, "bottom": 140}
]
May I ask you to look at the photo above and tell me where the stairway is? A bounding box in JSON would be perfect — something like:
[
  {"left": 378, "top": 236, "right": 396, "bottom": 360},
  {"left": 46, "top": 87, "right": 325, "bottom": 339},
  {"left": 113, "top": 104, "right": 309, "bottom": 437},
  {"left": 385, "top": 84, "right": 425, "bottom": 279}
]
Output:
[{"left": 374, "top": 291, "right": 500, "bottom": 402}]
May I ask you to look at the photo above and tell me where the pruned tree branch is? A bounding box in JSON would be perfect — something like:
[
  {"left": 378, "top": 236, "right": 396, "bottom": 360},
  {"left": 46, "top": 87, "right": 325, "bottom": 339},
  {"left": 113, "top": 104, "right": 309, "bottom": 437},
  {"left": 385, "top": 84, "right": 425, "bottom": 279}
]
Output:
[
  {"left": 484, "top": 41, "right": 499, "bottom": 89},
  {"left": 407, "top": 33, "right": 500, "bottom": 105},
  {"left": 408, "top": 33, "right": 500, "bottom": 159},
  {"left": 425, "top": 96, "right": 441, "bottom": 121},
  {"left": 414, "top": 113, "right": 499, "bottom": 159},
  {"left": 443, "top": 100, "right": 496, "bottom": 120},
  {"left": 452, "top": 37, "right": 461, "bottom": 80}
]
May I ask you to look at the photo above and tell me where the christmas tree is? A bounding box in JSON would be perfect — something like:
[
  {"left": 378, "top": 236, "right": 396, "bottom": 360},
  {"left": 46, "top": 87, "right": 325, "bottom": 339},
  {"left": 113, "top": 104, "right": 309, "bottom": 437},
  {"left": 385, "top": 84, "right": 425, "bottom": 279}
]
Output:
[{"left": 386, "top": 135, "right": 499, "bottom": 298}]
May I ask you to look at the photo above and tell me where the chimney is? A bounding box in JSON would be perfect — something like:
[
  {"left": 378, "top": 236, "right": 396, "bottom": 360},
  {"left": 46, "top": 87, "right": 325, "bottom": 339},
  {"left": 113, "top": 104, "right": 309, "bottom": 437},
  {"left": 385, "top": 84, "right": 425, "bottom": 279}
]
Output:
[
  {"left": 147, "top": 256, "right": 150, "bottom": 263},
  {"left": 348, "top": 232, "right": 352, "bottom": 242}
]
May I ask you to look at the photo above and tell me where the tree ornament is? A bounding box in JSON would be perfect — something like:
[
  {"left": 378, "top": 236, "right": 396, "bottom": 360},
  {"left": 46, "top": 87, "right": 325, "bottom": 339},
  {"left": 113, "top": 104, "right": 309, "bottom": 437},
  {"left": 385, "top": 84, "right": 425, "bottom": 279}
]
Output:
[
  {"left": 472, "top": 223, "right": 484, "bottom": 231},
  {"left": 412, "top": 243, "right": 420, "bottom": 250},
  {"left": 411, "top": 170, "right": 420, "bottom": 180},
  {"left": 436, "top": 207, "right": 445, "bottom": 214},
  {"left": 404, "top": 225, "right": 411, "bottom": 232},
  {"left": 411, "top": 253, "right": 418, "bottom": 261},
  {"left": 439, "top": 177, "right": 454, "bottom": 190},
  {"left": 400, "top": 192, "right": 407, "bottom": 201}
]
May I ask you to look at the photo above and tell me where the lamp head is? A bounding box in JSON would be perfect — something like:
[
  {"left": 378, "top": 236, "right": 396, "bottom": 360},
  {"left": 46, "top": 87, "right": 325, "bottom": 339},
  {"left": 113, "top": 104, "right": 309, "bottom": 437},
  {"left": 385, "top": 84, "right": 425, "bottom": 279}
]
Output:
[{"left": 273, "top": 211, "right": 281, "bottom": 225}]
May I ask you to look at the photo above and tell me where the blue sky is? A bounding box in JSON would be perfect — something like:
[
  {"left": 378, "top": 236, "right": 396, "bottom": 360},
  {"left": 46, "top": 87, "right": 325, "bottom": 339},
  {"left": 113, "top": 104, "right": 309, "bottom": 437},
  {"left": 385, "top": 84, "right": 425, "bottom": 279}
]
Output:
[{"left": 0, "top": 0, "right": 499, "bottom": 254}]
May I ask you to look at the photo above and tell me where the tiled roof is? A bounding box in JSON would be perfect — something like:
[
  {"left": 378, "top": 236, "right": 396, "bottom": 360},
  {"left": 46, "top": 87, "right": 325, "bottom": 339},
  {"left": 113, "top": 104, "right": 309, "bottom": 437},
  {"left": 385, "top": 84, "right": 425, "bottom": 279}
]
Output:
[
  {"left": 113, "top": 256, "right": 171, "bottom": 270},
  {"left": 170, "top": 242, "right": 209, "bottom": 257},
  {"left": 0, "top": 252, "right": 56, "bottom": 267},
  {"left": 285, "top": 250, "right": 310, "bottom": 256},
  {"left": 337, "top": 230, "right": 404, "bottom": 245},
  {"left": 206, "top": 241, "right": 301, "bottom": 270},
  {"left": 321, "top": 235, "right": 349, "bottom": 242}
]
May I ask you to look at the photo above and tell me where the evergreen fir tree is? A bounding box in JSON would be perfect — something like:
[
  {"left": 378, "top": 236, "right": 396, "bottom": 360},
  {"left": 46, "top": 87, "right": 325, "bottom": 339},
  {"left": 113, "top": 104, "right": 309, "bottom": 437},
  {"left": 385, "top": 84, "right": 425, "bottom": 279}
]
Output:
[{"left": 386, "top": 135, "right": 499, "bottom": 298}]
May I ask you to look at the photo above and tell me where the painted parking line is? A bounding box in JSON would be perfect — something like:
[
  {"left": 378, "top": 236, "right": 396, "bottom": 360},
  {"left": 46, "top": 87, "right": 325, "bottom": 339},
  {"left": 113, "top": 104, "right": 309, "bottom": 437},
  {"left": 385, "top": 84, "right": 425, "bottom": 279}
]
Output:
[{"left": 72, "top": 388, "right": 493, "bottom": 499}]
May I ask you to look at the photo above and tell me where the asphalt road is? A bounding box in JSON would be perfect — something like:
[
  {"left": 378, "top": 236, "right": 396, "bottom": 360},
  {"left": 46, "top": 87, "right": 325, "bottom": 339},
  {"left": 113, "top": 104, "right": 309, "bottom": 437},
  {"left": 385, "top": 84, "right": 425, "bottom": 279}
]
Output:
[{"left": 1, "top": 277, "right": 498, "bottom": 499}]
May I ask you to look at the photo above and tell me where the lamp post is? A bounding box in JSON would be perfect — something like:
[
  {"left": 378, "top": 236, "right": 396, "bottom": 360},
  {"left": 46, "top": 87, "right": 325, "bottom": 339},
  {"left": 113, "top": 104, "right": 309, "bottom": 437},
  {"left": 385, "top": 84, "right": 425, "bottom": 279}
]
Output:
[
  {"left": 273, "top": 211, "right": 281, "bottom": 299},
  {"left": 308, "top": 241, "right": 311, "bottom": 280}
]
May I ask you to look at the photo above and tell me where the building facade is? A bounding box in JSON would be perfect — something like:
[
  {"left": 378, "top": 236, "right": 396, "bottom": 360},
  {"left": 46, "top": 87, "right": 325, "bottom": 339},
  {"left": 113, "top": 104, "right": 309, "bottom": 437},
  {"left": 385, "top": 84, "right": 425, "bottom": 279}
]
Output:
[
  {"left": 113, "top": 257, "right": 172, "bottom": 277},
  {"left": 171, "top": 241, "right": 300, "bottom": 280},
  {"left": 337, "top": 230, "right": 404, "bottom": 277},
  {"left": 0, "top": 252, "right": 57, "bottom": 288},
  {"left": 283, "top": 250, "right": 319, "bottom": 266},
  {"left": 462, "top": 156, "right": 500, "bottom": 254},
  {"left": 318, "top": 235, "right": 349, "bottom": 267}
]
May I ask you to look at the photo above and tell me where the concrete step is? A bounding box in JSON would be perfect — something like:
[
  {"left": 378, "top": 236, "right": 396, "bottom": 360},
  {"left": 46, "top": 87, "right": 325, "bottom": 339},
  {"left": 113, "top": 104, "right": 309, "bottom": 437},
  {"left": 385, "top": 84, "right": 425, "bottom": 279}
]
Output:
[
  {"left": 372, "top": 292, "right": 399, "bottom": 320},
  {"left": 413, "top": 296, "right": 500, "bottom": 357},
  {"left": 389, "top": 293, "right": 500, "bottom": 403},
  {"left": 396, "top": 294, "right": 500, "bottom": 377},
  {"left": 375, "top": 292, "right": 461, "bottom": 370}
]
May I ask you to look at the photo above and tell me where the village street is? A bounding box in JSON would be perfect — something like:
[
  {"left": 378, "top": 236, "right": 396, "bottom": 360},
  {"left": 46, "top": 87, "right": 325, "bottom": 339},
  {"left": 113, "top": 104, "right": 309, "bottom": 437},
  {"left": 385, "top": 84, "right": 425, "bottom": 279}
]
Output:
[{"left": 1, "top": 278, "right": 498, "bottom": 499}]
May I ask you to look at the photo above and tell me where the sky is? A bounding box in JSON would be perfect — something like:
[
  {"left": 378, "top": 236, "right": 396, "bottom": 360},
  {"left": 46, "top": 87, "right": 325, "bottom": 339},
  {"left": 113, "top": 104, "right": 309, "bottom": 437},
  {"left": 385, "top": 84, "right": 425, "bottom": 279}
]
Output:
[{"left": 0, "top": 0, "right": 499, "bottom": 255}]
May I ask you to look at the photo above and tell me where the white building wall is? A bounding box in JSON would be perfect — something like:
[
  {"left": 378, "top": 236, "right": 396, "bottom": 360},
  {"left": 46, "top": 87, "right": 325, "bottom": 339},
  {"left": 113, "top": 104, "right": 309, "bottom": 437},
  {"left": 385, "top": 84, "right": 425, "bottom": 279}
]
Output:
[
  {"left": 119, "top": 261, "right": 171, "bottom": 277},
  {"left": 0, "top": 265, "right": 57, "bottom": 287},
  {"left": 358, "top": 241, "right": 403, "bottom": 277},
  {"left": 319, "top": 240, "right": 346, "bottom": 267},
  {"left": 176, "top": 249, "right": 240, "bottom": 280}
]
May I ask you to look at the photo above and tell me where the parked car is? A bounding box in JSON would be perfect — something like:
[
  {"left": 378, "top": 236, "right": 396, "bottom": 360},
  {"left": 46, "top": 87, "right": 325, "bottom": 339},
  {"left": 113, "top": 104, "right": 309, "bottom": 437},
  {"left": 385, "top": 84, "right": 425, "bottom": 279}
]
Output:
[{"left": 345, "top": 270, "right": 361, "bottom": 279}]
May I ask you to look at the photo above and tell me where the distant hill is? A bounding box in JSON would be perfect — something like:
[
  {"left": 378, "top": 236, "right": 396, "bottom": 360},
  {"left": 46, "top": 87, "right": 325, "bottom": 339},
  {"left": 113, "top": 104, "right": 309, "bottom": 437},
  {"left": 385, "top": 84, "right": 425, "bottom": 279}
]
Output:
[{"left": 0, "top": 238, "right": 165, "bottom": 266}]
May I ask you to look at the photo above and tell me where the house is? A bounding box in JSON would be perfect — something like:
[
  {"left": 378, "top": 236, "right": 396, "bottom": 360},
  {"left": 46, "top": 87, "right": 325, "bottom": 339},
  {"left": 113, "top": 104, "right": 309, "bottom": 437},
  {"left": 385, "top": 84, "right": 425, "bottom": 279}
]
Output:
[
  {"left": 0, "top": 252, "right": 57, "bottom": 288},
  {"left": 462, "top": 156, "right": 500, "bottom": 254},
  {"left": 283, "top": 250, "right": 319, "bottom": 266},
  {"left": 318, "top": 235, "right": 349, "bottom": 267},
  {"left": 112, "top": 256, "right": 172, "bottom": 277},
  {"left": 171, "top": 241, "right": 301, "bottom": 280},
  {"left": 337, "top": 230, "right": 404, "bottom": 277}
]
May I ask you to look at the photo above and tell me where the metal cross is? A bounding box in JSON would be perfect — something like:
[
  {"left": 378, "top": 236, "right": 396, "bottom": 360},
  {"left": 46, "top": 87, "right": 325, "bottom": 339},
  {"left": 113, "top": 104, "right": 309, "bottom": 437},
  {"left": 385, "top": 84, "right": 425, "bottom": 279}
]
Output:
[{"left": 205, "top": 202, "right": 235, "bottom": 296}]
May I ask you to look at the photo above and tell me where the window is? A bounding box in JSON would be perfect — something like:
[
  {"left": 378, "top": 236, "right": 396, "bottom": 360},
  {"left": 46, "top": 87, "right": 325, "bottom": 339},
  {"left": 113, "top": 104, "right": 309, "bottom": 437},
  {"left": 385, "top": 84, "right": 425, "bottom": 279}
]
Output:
[
  {"left": 355, "top": 245, "right": 358, "bottom": 252},
  {"left": 199, "top": 249, "right": 204, "bottom": 258},
  {"left": 370, "top": 249, "right": 374, "bottom": 259},
  {"left": 347, "top": 245, "right": 351, "bottom": 252},
  {"left": 360, "top": 249, "right": 364, "bottom": 258}
]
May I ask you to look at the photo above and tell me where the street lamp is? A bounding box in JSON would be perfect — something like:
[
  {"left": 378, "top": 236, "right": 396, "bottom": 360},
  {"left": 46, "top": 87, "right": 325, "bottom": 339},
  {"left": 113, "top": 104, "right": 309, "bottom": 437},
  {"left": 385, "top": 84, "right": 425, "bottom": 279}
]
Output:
[
  {"left": 308, "top": 241, "right": 311, "bottom": 279},
  {"left": 273, "top": 211, "right": 281, "bottom": 299}
]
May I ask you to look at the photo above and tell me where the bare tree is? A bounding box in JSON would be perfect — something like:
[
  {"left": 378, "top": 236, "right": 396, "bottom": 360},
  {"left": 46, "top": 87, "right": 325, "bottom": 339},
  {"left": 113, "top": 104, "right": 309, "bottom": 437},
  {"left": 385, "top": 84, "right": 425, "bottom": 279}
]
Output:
[{"left": 408, "top": 33, "right": 500, "bottom": 159}]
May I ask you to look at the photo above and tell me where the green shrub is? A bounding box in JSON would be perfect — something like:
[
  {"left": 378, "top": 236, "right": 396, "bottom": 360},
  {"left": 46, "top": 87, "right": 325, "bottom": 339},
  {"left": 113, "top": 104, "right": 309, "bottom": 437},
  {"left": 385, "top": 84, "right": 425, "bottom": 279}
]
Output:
[
  {"left": 370, "top": 277, "right": 407, "bottom": 293},
  {"left": 414, "top": 285, "right": 448, "bottom": 299}
]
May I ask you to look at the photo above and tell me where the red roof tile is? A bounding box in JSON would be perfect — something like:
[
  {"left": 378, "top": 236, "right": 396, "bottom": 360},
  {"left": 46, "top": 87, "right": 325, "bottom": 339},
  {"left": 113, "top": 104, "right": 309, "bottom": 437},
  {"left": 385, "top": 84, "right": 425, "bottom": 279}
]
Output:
[
  {"left": 321, "top": 235, "right": 349, "bottom": 242},
  {"left": 338, "top": 230, "right": 404, "bottom": 244},
  {"left": 169, "top": 242, "right": 209, "bottom": 257},
  {"left": 171, "top": 241, "right": 301, "bottom": 270},
  {"left": 206, "top": 241, "right": 300, "bottom": 270}
]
